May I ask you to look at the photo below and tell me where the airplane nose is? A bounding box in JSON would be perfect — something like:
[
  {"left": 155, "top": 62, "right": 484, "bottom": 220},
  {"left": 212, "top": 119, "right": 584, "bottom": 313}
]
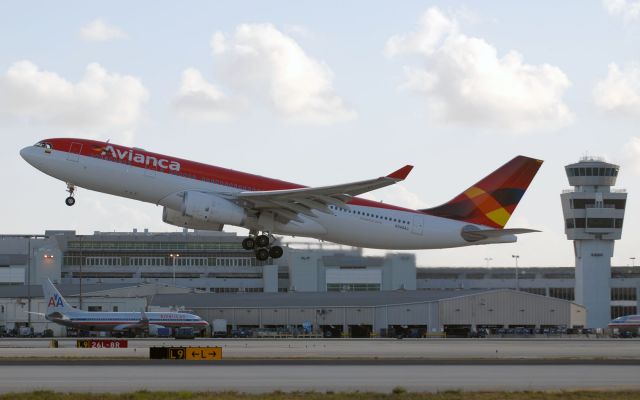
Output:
[
  {"left": 20, "top": 146, "right": 40, "bottom": 168},
  {"left": 20, "top": 147, "right": 32, "bottom": 163}
]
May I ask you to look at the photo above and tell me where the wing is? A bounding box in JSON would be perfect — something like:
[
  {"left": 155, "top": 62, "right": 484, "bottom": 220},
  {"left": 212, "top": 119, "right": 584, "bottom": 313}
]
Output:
[{"left": 232, "top": 165, "right": 414, "bottom": 223}]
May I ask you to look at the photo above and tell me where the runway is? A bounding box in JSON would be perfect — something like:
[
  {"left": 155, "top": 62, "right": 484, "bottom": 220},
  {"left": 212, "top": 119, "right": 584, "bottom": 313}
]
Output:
[
  {"left": 1, "top": 360, "right": 640, "bottom": 393},
  {"left": 2, "top": 338, "right": 640, "bottom": 360}
]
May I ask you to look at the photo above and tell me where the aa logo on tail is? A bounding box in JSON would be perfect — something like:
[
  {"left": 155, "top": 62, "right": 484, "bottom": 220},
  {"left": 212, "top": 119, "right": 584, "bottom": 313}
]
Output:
[{"left": 48, "top": 294, "right": 64, "bottom": 307}]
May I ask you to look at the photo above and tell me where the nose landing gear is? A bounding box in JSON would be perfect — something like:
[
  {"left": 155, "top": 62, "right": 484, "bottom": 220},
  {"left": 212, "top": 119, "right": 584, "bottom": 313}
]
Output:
[
  {"left": 65, "top": 184, "right": 76, "bottom": 206},
  {"left": 242, "top": 232, "right": 283, "bottom": 261}
]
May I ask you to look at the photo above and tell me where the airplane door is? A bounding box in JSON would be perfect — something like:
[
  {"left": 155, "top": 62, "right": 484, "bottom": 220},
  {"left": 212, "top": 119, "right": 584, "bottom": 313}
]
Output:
[
  {"left": 411, "top": 215, "right": 424, "bottom": 235},
  {"left": 66, "top": 142, "right": 83, "bottom": 162}
]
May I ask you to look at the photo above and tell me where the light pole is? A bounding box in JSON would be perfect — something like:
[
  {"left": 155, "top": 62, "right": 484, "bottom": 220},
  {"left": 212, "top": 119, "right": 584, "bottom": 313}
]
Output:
[
  {"left": 26, "top": 237, "right": 31, "bottom": 327},
  {"left": 512, "top": 255, "right": 520, "bottom": 291},
  {"left": 631, "top": 257, "right": 636, "bottom": 267},
  {"left": 484, "top": 257, "right": 493, "bottom": 268},
  {"left": 170, "top": 254, "right": 180, "bottom": 286}
]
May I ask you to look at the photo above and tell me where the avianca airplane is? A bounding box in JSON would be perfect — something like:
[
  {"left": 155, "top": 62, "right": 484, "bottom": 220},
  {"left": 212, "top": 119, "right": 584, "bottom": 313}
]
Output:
[
  {"left": 21, "top": 138, "right": 543, "bottom": 261},
  {"left": 34, "top": 279, "right": 208, "bottom": 333}
]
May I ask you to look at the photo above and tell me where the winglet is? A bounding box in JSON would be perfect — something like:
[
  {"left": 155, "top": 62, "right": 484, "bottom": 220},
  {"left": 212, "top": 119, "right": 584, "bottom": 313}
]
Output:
[{"left": 387, "top": 165, "right": 414, "bottom": 181}]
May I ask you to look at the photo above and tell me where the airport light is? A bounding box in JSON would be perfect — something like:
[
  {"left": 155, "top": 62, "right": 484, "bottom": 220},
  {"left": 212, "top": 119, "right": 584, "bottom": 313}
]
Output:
[
  {"left": 170, "top": 253, "right": 180, "bottom": 286},
  {"left": 512, "top": 254, "right": 520, "bottom": 291},
  {"left": 630, "top": 257, "right": 636, "bottom": 267}
]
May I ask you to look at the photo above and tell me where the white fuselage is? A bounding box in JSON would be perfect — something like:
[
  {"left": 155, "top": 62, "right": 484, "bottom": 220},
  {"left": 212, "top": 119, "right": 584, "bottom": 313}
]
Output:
[
  {"left": 20, "top": 145, "right": 515, "bottom": 249},
  {"left": 48, "top": 310, "right": 208, "bottom": 331}
]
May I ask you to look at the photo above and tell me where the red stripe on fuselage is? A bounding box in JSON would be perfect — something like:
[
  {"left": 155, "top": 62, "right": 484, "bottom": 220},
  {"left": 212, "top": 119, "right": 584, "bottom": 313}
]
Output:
[{"left": 43, "top": 138, "right": 421, "bottom": 214}]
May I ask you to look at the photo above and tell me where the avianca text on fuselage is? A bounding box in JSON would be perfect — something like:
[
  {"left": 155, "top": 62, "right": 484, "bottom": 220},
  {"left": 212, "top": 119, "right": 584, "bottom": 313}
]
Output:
[
  {"left": 99, "top": 144, "right": 181, "bottom": 172},
  {"left": 20, "top": 138, "right": 543, "bottom": 261}
]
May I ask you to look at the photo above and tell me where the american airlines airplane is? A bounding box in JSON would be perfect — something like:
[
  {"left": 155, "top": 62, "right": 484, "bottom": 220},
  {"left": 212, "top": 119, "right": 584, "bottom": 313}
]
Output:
[
  {"left": 20, "top": 138, "right": 543, "bottom": 261},
  {"left": 34, "top": 279, "right": 208, "bottom": 334},
  {"left": 608, "top": 315, "right": 640, "bottom": 334}
]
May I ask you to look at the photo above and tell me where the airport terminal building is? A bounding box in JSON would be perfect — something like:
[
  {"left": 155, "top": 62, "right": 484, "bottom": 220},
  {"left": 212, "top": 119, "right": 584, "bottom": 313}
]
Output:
[{"left": 4, "top": 228, "right": 639, "bottom": 336}]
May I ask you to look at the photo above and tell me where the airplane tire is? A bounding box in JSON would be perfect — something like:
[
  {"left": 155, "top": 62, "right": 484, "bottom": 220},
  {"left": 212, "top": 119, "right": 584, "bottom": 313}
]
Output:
[
  {"left": 255, "top": 248, "right": 269, "bottom": 261},
  {"left": 242, "top": 237, "right": 255, "bottom": 250},
  {"left": 65, "top": 197, "right": 75, "bottom": 206},
  {"left": 269, "top": 246, "right": 284, "bottom": 259},
  {"left": 256, "top": 234, "right": 270, "bottom": 248}
]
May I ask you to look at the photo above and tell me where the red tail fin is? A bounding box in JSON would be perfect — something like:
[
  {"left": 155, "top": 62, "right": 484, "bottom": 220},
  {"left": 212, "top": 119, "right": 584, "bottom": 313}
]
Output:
[{"left": 421, "top": 156, "right": 543, "bottom": 229}]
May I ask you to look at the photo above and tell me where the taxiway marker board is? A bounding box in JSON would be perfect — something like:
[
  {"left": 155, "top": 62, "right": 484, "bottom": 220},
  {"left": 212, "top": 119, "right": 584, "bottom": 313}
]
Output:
[
  {"left": 77, "top": 339, "right": 128, "bottom": 348},
  {"left": 185, "top": 347, "right": 222, "bottom": 360}
]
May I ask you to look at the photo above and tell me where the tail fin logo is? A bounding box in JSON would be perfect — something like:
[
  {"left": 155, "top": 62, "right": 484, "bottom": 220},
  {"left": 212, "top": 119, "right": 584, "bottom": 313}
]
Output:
[
  {"left": 421, "top": 156, "right": 542, "bottom": 229},
  {"left": 48, "top": 294, "right": 64, "bottom": 308}
]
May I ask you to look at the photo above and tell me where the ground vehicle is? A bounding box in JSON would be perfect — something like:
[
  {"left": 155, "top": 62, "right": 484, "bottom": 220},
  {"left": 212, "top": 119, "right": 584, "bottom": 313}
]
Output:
[
  {"left": 231, "top": 328, "right": 251, "bottom": 338},
  {"left": 174, "top": 327, "right": 195, "bottom": 339},
  {"left": 212, "top": 319, "right": 228, "bottom": 338}
]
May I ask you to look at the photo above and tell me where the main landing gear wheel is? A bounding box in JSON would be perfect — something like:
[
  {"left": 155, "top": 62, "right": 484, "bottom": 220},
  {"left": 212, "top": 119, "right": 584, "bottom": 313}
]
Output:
[
  {"left": 255, "top": 234, "right": 270, "bottom": 248},
  {"left": 269, "top": 246, "right": 283, "bottom": 259},
  {"left": 255, "top": 248, "right": 270, "bottom": 261},
  {"left": 242, "top": 237, "right": 256, "bottom": 250}
]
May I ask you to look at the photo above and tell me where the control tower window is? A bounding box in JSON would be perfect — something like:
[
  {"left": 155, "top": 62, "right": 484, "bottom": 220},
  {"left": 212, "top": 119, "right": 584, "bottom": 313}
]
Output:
[
  {"left": 586, "top": 218, "right": 614, "bottom": 228},
  {"left": 571, "top": 199, "right": 594, "bottom": 209},
  {"left": 604, "top": 199, "right": 626, "bottom": 209}
]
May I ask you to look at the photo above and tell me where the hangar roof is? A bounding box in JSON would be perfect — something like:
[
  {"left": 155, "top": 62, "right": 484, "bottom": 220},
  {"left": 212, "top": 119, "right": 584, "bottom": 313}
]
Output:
[{"left": 151, "top": 289, "right": 499, "bottom": 308}]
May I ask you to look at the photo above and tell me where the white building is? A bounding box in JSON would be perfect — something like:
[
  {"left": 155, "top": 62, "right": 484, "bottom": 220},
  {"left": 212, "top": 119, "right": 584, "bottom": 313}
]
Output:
[{"left": 561, "top": 157, "right": 627, "bottom": 328}]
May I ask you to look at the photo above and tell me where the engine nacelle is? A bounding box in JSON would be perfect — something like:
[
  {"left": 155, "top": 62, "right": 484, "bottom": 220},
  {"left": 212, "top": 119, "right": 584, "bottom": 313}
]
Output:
[
  {"left": 162, "top": 207, "right": 225, "bottom": 231},
  {"left": 181, "top": 191, "right": 246, "bottom": 226}
]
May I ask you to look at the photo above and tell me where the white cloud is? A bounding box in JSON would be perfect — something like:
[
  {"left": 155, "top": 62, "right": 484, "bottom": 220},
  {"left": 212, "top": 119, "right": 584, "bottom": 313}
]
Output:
[
  {"left": 603, "top": 0, "right": 640, "bottom": 20},
  {"left": 80, "top": 19, "right": 127, "bottom": 42},
  {"left": 207, "top": 23, "right": 356, "bottom": 124},
  {"left": 594, "top": 63, "right": 640, "bottom": 117},
  {"left": 385, "top": 7, "right": 573, "bottom": 133},
  {"left": 623, "top": 136, "right": 640, "bottom": 175},
  {"left": 360, "top": 185, "right": 429, "bottom": 210},
  {"left": 173, "top": 68, "right": 241, "bottom": 121},
  {"left": 0, "top": 61, "right": 148, "bottom": 142}
]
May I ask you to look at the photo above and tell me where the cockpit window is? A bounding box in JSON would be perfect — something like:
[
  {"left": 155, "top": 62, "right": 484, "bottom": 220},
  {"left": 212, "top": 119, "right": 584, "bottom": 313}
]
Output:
[{"left": 35, "top": 141, "right": 53, "bottom": 149}]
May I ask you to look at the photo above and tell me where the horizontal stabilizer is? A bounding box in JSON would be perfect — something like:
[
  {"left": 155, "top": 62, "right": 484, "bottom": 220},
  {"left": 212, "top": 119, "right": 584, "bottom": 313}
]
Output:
[{"left": 461, "top": 228, "right": 540, "bottom": 242}]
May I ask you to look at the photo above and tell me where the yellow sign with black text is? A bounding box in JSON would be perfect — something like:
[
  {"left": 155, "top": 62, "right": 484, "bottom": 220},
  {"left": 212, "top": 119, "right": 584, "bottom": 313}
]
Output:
[{"left": 185, "top": 346, "right": 222, "bottom": 360}]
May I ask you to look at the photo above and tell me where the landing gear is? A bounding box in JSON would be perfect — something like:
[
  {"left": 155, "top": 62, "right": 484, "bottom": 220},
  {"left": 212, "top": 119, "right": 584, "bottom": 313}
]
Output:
[
  {"left": 269, "top": 246, "right": 283, "bottom": 259},
  {"left": 255, "top": 248, "right": 270, "bottom": 261},
  {"left": 255, "top": 234, "right": 270, "bottom": 248},
  {"left": 243, "top": 232, "right": 284, "bottom": 260},
  {"left": 65, "top": 183, "right": 76, "bottom": 207},
  {"left": 242, "top": 237, "right": 255, "bottom": 250}
]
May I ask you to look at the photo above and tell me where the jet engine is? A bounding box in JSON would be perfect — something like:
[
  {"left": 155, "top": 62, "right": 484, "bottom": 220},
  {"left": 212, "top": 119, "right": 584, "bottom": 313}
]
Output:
[
  {"left": 181, "top": 191, "right": 246, "bottom": 226},
  {"left": 162, "top": 207, "right": 225, "bottom": 231}
]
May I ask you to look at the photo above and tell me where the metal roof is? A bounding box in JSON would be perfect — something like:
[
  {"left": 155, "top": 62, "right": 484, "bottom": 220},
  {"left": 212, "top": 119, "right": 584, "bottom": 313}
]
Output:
[{"left": 151, "top": 289, "right": 495, "bottom": 308}]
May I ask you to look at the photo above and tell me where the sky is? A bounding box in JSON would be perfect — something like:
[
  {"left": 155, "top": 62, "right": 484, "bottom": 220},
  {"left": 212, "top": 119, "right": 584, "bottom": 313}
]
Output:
[{"left": 1, "top": 0, "right": 640, "bottom": 268}]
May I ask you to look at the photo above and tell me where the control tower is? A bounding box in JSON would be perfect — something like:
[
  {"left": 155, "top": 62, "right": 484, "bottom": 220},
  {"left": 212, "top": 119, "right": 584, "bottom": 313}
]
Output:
[{"left": 561, "top": 157, "right": 627, "bottom": 328}]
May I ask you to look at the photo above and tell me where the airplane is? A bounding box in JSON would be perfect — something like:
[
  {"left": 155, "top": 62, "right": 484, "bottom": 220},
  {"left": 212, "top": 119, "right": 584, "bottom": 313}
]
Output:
[
  {"left": 20, "top": 138, "right": 543, "bottom": 261},
  {"left": 608, "top": 314, "right": 640, "bottom": 335},
  {"left": 33, "top": 279, "right": 208, "bottom": 335}
]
